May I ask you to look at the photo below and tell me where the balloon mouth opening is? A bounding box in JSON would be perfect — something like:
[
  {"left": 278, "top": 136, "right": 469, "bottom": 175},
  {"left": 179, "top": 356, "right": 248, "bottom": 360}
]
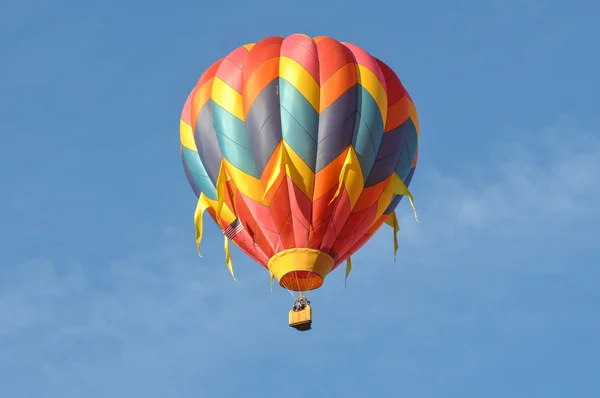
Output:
[
  {"left": 280, "top": 271, "right": 323, "bottom": 291},
  {"left": 267, "top": 248, "right": 334, "bottom": 292}
]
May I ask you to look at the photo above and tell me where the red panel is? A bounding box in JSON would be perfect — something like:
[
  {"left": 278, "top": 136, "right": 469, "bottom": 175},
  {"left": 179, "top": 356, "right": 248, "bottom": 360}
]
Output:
[
  {"left": 335, "top": 203, "right": 378, "bottom": 262},
  {"left": 242, "top": 36, "right": 284, "bottom": 84},
  {"left": 308, "top": 218, "right": 329, "bottom": 249},
  {"left": 375, "top": 58, "right": 407, "bottom": 105},
  {"left": 278, "top": 214, "right": 296, "bottom": 250},
  {"left": 269, "top": 178, "right": 291, "bottom": 232},
  {"left": 345, "top": 214, "right": 388, "bottom": 258},
  {"left": 196, "top": 59, "right": 223, "bottom": 89},
  {"left": 280, "top": 34, "right": 319, "bottom": 83},
  {"left": 342, "top": 43, "right": 386, "bottom": 93},
  {"left": 288, "top": 177, "right": 312, "bottom": 230},
  {"left": 261, "top": 228, "right": 283, "bottom": 256},
  {"left": 240, "top": 193, "right": 277, "bottom": 232},
  {"left": 329, "top": 234, "right": 353, "bottom": 259},
  {"left": 232, "top": 229, "right": 268, "bottom": 266},
  {"left": 215, "top": 46, "right": 249, "bottom": 93},
  {"left": 320, "top": 221, "right": 338, "bottom": 252},
  {"left": 316, "top": 37, "right": 354, "bottom": 83},
  {"left": 291, "top": 214, "right": 309, "bottom": 248},
  {"left": 235, "top": 192, "right": 277, "bottom": 259},
  {"left": 337, "top": 203, "right": 376, "bottom": 239},
  {"left": 331, "top": 189, "right": 352, "bottom": 236}
]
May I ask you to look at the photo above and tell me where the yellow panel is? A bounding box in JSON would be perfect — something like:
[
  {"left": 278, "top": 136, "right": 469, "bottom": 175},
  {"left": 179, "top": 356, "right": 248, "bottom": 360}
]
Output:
[
  {"left": 374, "top": 172, "right": 416, "bottom": 221},
  {"left": 282, "top": 141, "right": 315, "bottom": 200},
  {"left": 374, "top": 176, "right": 398, "bottom": 220},
  {"left": 343, "top": 147, "right": 364, "bottom": 209},
  {"left": 211, "top": 77, "right": 244, "bottom": 121},
  {"left": 356, "top": 64, "right": 388, "bottom": 126},
  {"left": 223, "top": 159, "right": 267, "bottom": 204},
  {"left": 191, "top": 78, "right": 214, "bottom": 121},
  {"left": 406, "top": 98, "right": 420, "bottom": 136},
  {"left": 179, "top": 119, "right": 197, "bottom": 151},
  {"left": 279, "top": 56, "right": 320, "bottom": 112},
  {"left": 204, "top": 196, "right": 236, "bottom": 224}
]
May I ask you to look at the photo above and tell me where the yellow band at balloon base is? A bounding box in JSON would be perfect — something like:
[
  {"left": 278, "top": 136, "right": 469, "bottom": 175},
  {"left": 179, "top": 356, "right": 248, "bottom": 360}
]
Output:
[{"left": 267, "top": 248, "right": 334, "bottom": 292}]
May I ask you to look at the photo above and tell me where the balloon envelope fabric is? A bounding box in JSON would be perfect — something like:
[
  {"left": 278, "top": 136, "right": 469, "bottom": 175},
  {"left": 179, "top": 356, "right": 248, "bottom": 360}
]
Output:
[{"left": 180, "top": 34, "right": 419, "bottom": 292}]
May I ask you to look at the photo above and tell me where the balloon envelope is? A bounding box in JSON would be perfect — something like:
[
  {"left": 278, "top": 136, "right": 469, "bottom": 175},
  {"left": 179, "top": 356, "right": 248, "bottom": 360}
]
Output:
[{"left": 180, "top": 34, "right": 419, "bottom": 291}]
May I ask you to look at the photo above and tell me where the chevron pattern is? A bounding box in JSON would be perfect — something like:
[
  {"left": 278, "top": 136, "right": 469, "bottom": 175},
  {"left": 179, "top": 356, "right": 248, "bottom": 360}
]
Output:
[{"left": 180, "top": 34, "right": 419, "bottom": 273}]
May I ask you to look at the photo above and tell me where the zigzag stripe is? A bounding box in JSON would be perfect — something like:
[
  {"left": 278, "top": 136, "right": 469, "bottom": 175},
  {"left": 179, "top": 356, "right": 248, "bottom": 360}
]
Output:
[
  {"left": 180, "top": 87, "right": 218, "bottom": 201},
  {"left": 181, "top": 145, "right": 217, "bottom": 200},
  {"left": 314, "top": 57, "right": 420, "bottom": 263},
  {"left": 194, "top": 101, "right": 223, "bottom": 185},
  {"left": 180, "top": 34, "right": 420, "bottom": 269},
  {"left": 280, "top": 56, "right": 320, "bottom": 112},
  {"left": 352, "top": 85, "right": 384, "bottom": 180},
  {"left": 279, "top": 79, "right": 318, "bottom": 170},
  {"left": 211, "top": 77, "right": 244, "bottom": 121},
  {"left": 191, "top": 59, "right": 222, "bottom": 128},
  {"left": 280, "top": 34, "right": 320, "bottom": 83},
  {"left": 215, "top": 46, "right": 249, "bottom": 93},
  {"left": 245, "top": 79, "right": 282, "bottom": 176},
  {"left": 212, "top": 102, "right": 258, "bottom": 178}
]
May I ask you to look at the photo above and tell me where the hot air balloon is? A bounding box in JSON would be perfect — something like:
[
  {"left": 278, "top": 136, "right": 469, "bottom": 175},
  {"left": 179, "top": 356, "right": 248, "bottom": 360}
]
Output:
[{"left": 179, "top": 34, "right": 419, "bottom": 331}]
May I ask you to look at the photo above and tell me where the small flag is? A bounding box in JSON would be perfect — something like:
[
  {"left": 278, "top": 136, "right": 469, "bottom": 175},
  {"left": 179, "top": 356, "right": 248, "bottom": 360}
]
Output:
[{"left": 223, "top": 218, "right": 244, "bottom": 240}]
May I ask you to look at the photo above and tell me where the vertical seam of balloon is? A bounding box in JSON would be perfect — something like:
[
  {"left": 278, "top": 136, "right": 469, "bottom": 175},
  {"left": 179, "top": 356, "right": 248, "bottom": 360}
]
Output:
[
  {"left": 333, "top": 51, "right": 393, "bottom": 265},
  {"left": 276, "top": 41, "right": 295, "bottom": 252},
  {"left": 277, "top": 36, "right": 316, "bottom": 252},
  {"left": 314, "top": 40, "right": 333, "bottom": 254},
  {"left": 241, "top": 40, "right": 282, "bottom": 258},
  {"left": 305, "top": 36, "right": 318, "bottom": 250},
  {"left": 196, "top": 60, "right": 225, "bottom": 189},
  {"left": 314, "top": 41, "right": 354, "bottom": 257},
  {"left": 181, "top": 89, "right": 202, "bottom": 197},
  {"left": 321, "top": 43, "right": 364, "bottom": 263},
  {"left": 305, "top": 35, "right": 319, "bottom": 251}
]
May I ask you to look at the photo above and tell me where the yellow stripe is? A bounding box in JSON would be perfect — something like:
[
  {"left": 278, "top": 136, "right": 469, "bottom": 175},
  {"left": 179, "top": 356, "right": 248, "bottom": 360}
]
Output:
[
  {"left": 279, "top": 56, "right": 320, "bottom": 112},
  {"left": 191, "top": 78, "right": 214, "bottom": 117},
  {"left": 224, "top": 158, "right": 267, "bottom": 204},
  {"left": 282, "top": 141, "right": 315, "bottom": 200},
  {"left": 356, "top": 64, "right": 388, "bottom": 126},
  {"left": 390, "top": 211, "right": 399, "bottom": 261},
  {"left": 180, "top": 120, "right": 197, "bottom": 151},
  {"left": 226, "top": 142, "right": 317, "bottom": 204},
  {"left": 261, "top": 142, "right": 285, "bottom": 201},
  {"left": 224, "top": 235, "right": 237, "bottom": 282},
  {"left": 375, "top": 191, "right": 395, "bottom": 222},
  {"left": 243, "top": 43, "right": 256, "bottom": 51},
  {"left": 205, "top": 196, "right": 236, "bottom": 224},
  {"left": 194, "top": 193, "right": 210, "bottom": 256},
  {"left": 374, "top": 174, "right": 400, "bottom": 220},
  {"left": 384, "top": 213, "right": 395, "bottom": 227},
  {"left": 386, "top": 171, "right": 418, "bottom": 222},
  {"left": 345, "top": 257, "right": 352, "bottom": 288},
  {"left": 328, "top": 146, "right": 364, "bottom": 209},
  {"left": 211, "top": 77, "right": 244, "bottom": 121},
  {"left": 406, "top": 98, "right": 420, "bottom": 136},
  {"left": 374, "top": 172, "right": 418, "bottom": 222},
  {"left": 343, "top": 146, "right": 364, "bottom": 209}
]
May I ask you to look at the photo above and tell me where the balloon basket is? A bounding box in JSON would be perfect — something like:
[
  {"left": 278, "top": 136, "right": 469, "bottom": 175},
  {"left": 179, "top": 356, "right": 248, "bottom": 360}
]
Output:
[{"left": 289, "top": 305, "right": 312, "bottom": 331}]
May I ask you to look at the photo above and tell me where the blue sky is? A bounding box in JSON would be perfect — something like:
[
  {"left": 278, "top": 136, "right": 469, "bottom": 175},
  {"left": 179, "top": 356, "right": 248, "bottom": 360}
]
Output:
[{"left": 1, "top": 0, "right": 599, "bottom": 396}]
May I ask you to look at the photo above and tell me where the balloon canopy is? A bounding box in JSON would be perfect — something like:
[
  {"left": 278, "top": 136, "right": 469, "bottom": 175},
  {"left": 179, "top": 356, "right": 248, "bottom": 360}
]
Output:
[{"left": 180, "top": 34, "right": 419, "bottom": 293}]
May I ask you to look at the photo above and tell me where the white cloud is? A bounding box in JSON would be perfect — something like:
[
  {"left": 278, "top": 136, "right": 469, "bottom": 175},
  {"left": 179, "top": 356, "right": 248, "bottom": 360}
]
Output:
[{"left": 393, "top": 119, "right": 600, "bottom": 244}]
